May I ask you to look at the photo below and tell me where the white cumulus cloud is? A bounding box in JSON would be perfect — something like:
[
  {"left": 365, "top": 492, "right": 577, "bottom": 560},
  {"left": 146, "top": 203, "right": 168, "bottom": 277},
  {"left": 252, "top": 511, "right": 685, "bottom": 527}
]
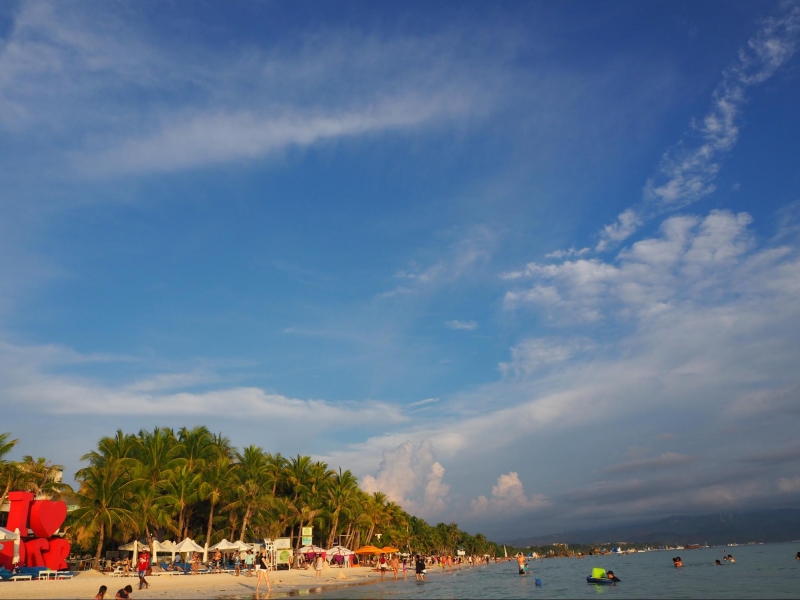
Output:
[{"left": 471, "top": 472, "right": 549, "bottom": 515}]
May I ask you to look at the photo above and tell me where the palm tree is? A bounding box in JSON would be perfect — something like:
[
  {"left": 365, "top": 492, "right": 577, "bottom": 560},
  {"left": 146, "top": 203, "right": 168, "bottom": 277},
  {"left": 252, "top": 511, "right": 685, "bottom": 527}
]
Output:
[
  {"left": 72, "top": 459, "right": 139, "bottom": 569},
  {"left": 198, "top": 453, "right": 232, "bottom": 545},
  {"left": 17, "top": 456, "right": 73, "bottom": 499},
  {"left": 325, "top": 468, "right": 359, "bottom": 548},
  {"left": 265, "top": 452, "right": 288, "bottom": 496},
  {"left": 161, "top": 465, "right": 202, "bottom": 539},
  {"left": 0, "top": 432, "right": 17, "bottom": 462},
  {"left": 231, "top": 445, "right": 270, "bottom": 541},
  {"left": 0, "top": 432, "right": 20, "bottom": 508},
  {"left": 364, "top": 491, "right": 389, "bottom": 545},
  {"left": 177, "top": 426, "right": 216, "bottom": 472}
]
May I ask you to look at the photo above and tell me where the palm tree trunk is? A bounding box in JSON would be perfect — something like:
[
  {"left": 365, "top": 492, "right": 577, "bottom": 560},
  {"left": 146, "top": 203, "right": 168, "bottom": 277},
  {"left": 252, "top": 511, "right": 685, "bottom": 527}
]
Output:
[
  {"left": 295, "top": 521, "right": 304, "bottom": 550},
  {"left": 178, "top": 507, "right": 185, "bottom": 539},
  {"left": 366, "top": 524, "right": 375, "bottom": 545},
  {"left": 327, "top": 510, "right": 340, "bottom": 548},
  {"left": 94, "top": 522, "right": 105, "bottom": 570},
  {"left": 240, "top": 506, "right": 252, "bottom": 541},
  {"left": 206, "top": 501, "right": 216, "bottom": 546}
]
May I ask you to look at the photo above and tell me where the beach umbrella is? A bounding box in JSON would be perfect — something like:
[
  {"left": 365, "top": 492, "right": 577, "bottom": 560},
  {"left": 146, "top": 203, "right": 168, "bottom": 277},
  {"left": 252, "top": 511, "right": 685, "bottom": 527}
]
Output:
[
  {"left": 173, "top": 537, "right": 203, "bottom": 562},
  {"left": 354, "top": 545, "right": 382, "bottom": 554},
  {"left": 381, "top": 546, "right": 399, "bottom": 554},
  {"left": 326, "top": 546, "right": 353, "bottom": 556},
  {"left": 211, "top": 539, "right": 238, "bottom": 551},
  {"left": 231, "top": 540, "right": 250, "bottom": 551},
  {"left": 299, "top": 545, "right": 326, "bottom": 554},
  {"left": 119, "top": 540, "right": 146, "bottom": 565},
  {"left": 152, "top": 540, "right": 174, "bottom": 565}
]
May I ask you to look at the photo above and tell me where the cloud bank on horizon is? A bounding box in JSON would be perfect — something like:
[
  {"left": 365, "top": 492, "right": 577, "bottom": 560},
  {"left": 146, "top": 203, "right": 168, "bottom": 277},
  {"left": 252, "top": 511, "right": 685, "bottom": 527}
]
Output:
[{"left": 1, "top": 0, "right": 800, "bottom": 541}]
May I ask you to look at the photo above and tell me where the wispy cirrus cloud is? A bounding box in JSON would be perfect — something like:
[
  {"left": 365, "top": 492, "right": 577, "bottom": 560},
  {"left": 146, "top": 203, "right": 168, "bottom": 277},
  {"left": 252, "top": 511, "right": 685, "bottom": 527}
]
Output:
[
  {"left": 0, "top": 1, "right": 518, "bottom": 178},
  {"left": 445, "top": 320, "right": 477, "bottom": 330},
  {"left": 592, "top": 3, "right": 800, "bottom": 252}
]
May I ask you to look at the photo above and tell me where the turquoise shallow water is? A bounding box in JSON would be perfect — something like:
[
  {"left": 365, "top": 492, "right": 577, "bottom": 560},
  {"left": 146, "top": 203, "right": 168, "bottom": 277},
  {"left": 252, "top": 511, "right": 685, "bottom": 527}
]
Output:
[{"left": 302, "top": 543, "right": 800, "bottom": 599}]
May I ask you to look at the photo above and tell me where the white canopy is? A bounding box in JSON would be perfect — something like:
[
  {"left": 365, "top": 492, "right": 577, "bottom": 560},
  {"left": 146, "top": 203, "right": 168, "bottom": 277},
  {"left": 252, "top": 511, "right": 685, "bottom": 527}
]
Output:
[
  {"left": 119, "top": 540, "right": 145, "bottom": 551},
  {"left": 173, "top": 538, "right": 204, "bottom": 553},
  {"left": 299, "top": 545, "right": 326, "bottom": 554},
  {"left": 326, "top": 546, "right": 353, "bottom": 556},
  {"left": 211, "top": 539, "right": 239, "bottom": 551},
  {"left": 119, "top": 540, "right": 148, "bottom": 564},
  {"left": 152, "top": 540, "right": 175, "bottom": 552},
  {"left": 231, "top": 540, "right": 250, "bottom": 551},
  {"left": 151, "top": 540, "right": 174, "bottom": 565}
]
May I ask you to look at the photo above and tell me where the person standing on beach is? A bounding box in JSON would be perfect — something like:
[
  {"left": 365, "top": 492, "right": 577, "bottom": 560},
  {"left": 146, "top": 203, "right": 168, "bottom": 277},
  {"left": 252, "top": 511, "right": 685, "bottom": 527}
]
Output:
[
  {"left": 314, "top": 553, "right": 324, "bottom": 578},
  {"left": 415, "top": 555, "right": 425, "bottom": 581},
  {"left": 245, "top": 550, "right": 255, "bottom": 576},
  {"left": 379, "top": 553, "right": 388, "bottom": 580},
  {"left": 256, "top": 553, "right": 272, "bottom": 593},
  {"left": 391, "top": 554, "right": 399, "bottom": 580},
  {"left": 137, "top": 550, "right": 150, "bottom": 590}
]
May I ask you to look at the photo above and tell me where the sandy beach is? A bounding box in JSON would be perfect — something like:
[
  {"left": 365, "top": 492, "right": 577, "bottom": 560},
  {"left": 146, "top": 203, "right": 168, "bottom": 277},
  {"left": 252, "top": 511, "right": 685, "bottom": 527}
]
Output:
[{"left": 0, "top": 566, "right": 390, "bottom": 599}]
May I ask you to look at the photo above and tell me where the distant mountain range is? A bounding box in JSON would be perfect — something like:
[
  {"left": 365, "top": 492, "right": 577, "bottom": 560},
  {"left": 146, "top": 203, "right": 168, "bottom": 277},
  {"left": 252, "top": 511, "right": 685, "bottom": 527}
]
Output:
[{"left": 512, "top": 508, "right": 800, "bottom": 547}]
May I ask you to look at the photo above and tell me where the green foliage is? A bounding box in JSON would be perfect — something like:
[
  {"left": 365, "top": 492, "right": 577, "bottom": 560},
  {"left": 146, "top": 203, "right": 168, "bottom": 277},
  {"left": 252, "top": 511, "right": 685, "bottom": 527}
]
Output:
[{"left": 4, "top": 428, "right": 501, "bottom": 561}]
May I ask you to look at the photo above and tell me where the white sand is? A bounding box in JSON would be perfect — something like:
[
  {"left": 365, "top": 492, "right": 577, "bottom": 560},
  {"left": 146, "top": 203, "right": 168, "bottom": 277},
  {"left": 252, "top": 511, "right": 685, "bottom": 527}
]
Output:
[{"left": 0, "top": 567, "right": 390, "bottom": 599}]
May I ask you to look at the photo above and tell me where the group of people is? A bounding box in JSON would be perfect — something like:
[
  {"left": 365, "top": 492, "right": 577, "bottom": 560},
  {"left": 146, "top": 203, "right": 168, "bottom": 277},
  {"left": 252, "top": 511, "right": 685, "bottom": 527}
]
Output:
[
  {"left": 93, "top": 584, "right": 131, "bottom": 600},
  {"left": 715, "top": 553, "right": 736, "bottom": 566}
]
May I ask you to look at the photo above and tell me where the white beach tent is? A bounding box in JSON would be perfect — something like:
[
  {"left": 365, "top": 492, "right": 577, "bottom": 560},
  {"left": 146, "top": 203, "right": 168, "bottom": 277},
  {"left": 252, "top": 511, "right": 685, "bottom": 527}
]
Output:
[
  {"left": 325, "top": 546, "right": 353, "bottom": 555},
  {"left": 210, "top": 539, "right": 239, "bottom": 551},
  {"left": 172, "top": 538, "right": 204, "bottom": 562},
  {"left": 152, "top": 540, "right": 174, "bottom": 565},
  {"left": 231, "top": 540, "right": 250, "bottom": 551},
  {"left": 119, "top": 540, "right": 147, "bottom": 565},
  {"left": 326, "top": 546, "right": 353, "bottom": 566},
  {"left": 299, "top": 545, "right": 326, "bottom": 554}
]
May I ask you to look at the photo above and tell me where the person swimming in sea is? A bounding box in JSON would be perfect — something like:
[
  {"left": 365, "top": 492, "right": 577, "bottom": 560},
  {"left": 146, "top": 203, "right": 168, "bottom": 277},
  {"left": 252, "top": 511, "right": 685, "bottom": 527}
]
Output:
[
  {"left": 727, "top": 554, "right": 735, "bottom": 563},
  {"left": 606, "top": 570, "right": 620, "bottom": 583},
  {"left": 673, "top": 556, "right": 683, "bottom": 568},
  {"left": 715, "top": 560, "right": 722, "bottom": 566}
]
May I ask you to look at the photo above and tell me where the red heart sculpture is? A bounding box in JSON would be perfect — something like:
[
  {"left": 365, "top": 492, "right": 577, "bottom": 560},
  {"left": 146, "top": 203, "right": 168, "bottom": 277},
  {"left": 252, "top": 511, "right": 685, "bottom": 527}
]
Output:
[{"left": 29, "top": 500, "right": 67, "bottom": 538}]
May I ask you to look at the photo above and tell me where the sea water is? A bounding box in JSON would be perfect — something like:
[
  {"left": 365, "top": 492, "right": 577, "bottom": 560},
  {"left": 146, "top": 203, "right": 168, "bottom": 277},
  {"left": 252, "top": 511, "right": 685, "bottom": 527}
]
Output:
[{"left": 293, "top": 542, "right": 800, "bottom": 599}]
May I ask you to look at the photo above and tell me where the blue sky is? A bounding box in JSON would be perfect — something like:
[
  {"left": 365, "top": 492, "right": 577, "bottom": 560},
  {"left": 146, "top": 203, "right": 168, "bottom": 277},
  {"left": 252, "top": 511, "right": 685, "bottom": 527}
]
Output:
[{"left": 2, "top": 0, "right": 800, "bottom": 541}]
